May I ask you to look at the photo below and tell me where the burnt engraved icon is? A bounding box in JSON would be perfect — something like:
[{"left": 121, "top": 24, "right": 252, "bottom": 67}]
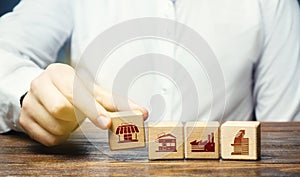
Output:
[
  {"left": 231, "top": 130, "right": 249, "bottom": 155},
  {"left": 190, "top": 132, "right": 215, "bottom": 152},
  {"left": 156, "top": 133, "right": 177, "bottom": 152},
  {"left": 116, "top": 123, "right": 139, "bottom": 143}
]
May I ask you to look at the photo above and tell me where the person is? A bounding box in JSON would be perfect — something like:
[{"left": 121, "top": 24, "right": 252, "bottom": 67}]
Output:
[{"left": 0, "top": 0, "right": 299, "bottom": 146}]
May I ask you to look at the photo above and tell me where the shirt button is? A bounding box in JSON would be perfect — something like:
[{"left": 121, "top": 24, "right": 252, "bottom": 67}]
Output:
[
  {"left": 170, "top": 0, "right": 176, "bottom": 5},
  {"left": 161, "top": 88, "right": 168, "bottom": 94}
]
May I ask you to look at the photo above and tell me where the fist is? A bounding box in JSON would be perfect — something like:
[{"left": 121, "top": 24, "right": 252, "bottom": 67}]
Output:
[{"left": 19, "top": 63, "right": 148, "bottom": 146}]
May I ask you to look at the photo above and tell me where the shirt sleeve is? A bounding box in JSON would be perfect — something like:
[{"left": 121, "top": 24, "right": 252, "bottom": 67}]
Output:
[
  {"left": 254, "top": 0, "right": 300, "bottom": 121},
  {"left": 0, "top": 0, "right": 73, "bottom": 133}
]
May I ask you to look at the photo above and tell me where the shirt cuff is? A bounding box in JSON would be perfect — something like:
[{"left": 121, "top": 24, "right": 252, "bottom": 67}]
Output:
[{"left": 0, "top": 49, "right": 43, "bottom": 133}]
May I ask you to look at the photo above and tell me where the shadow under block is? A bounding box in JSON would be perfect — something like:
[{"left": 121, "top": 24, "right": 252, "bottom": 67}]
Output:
[
  {"left": 184, "top": 121, "right": 220, "bottom": 159},
  {"left": 221, "top": 121, "right": 261, "bottom": 160},
  {"left": 148, "top": 122, "right": 184, "bottom": 160},
  {"left": 109, "top": 111, "right": 145, "bottom": 150}
]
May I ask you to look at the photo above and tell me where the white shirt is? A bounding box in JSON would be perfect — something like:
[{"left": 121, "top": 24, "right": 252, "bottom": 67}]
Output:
[{"left": 0, "top": 0, "right": 299, "bottom": 133}]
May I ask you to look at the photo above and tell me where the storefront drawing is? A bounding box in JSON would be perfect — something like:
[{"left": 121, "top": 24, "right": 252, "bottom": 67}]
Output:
[
  {"left": 115, "top": 123, "right": 139, "bottom": 143},
  {"left": 156, "top": 133, "right": 177, "bottom": 152}
]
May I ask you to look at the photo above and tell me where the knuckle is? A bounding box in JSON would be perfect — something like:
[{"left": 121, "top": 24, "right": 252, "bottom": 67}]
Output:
[
  {"left": 51, "top": 124, "right": 66, "bottom": 136},
  {"left": 46, "top": 63, "right": 59, "bottom": 72},
  {"left": 43, "top": 137, "right": 61, "bottom": 147},
  {"left": 30, "top": 78, "right": 40, "bottom": 93},
  {"left": 49, "top": 100, "right": 74, "bottom": 120},
  {"left": 19, "top": 111, "right": 31, "bottom": 131},
  {"left": 43, "top": 134, "right": 69, "bottom": 147},
  {"left": 19, "top": 115, "right": 27, "bottom": 129},
  {"left": 49, "top": 101, "right": 66, "bottom": 117},
  {"left": 46, "top": 63, "right": 74, "bottom": 74},
  {"left": 21, "top": 94, "right": 32, "bottom": 112},
  {"left": 21, "top": 99, "right": 30, "bottom": 112}
]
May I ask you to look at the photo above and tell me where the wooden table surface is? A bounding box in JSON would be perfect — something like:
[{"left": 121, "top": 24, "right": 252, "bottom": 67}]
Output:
[{"left": 1, "top": 122, "right": 300, "bottom": 176}]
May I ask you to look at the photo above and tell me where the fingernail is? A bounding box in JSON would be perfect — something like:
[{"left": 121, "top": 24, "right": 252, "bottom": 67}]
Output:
[
  {"left": 131, "top": 104, "right": 149, "bottom": 119},
  {"left": 96, "top": 116, "right": 111, "bottom": 129},
  {"left": 140, "top": 107, "right": 149, "bottom": 119}
]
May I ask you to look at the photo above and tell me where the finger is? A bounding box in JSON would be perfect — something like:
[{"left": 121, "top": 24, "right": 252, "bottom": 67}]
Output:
[
  {"left": 30, "top": 74, "right": 76, "bottom": 122},
  {"left": 93, "top": 85, "right": 149, "bottom": 119},
  {"left": 23, "top": 92, "right": 78, "bottom": 136},
  {"left": 19, "top": 112, "right": 69, "bottom": 147},
  {"left": 46, "top": 65, "right": 111, "bottom": 129},
  {"left": 71, "top": 78, "right": 111, "bottom": 130},
  {"left": 128, "top": 100, "right": 149, "bottom": 120},
  {"left": 47, "top": 64, "right": 75, "bottom": 102},
  {"left": 46, "top": 64, "right": 143, "bottom": 127}
]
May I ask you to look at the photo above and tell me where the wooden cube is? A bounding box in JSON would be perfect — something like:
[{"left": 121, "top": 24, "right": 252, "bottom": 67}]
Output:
[
  {"left": 148, "top": 122, "right": 184, "bottom": 160},
  {"left": 221, "top": 121, "right": 261, "bottom": 160},
  {"left": 108, "top": 111, "right": 145, "bottom": 150},
  {"left": 184, "top": 121, "right": 220, "bottom": 159}
]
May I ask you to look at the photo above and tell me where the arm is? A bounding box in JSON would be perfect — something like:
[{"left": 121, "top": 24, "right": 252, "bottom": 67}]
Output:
[
  {"left": 0, "top": 0, "right": 73, "bottom": 133},
  {"left": 254, "top": 0, "right": 300, "bottom": 121},
  {"left": 0, "top": 0, "right": 148, "bottom": 146}
]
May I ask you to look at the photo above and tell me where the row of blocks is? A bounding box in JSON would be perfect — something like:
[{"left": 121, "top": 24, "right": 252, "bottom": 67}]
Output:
[{"left": 108, "top": 111, "right": 260, "bottom": 160}]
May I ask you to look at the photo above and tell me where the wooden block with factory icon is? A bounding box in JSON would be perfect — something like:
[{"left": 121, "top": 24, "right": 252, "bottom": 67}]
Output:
[
  {"left": 184, "top": 121, "right": 220, "bottom": 159},
  {"left": 221, "top": 121, "right": 261, "bottom": 160},
  {"left": 148, "top": 122, "right": 184, "bottom": 160},
  {"left": 108, "top": 111, "right": 145, "bottom": 150}
]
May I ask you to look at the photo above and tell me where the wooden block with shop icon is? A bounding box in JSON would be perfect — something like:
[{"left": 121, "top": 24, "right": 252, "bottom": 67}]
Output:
[
  {"left": 184, "top": 121, "right": 220, "bottom": 159},
  {"left": 108, "top": 111, "right": 145, "bottom": 150},
  {"left": 221, "top": 121, "right": 261, "bottom": 160},
  {"left": 148, "top": 121, "right": 184, "bottom": 160}
]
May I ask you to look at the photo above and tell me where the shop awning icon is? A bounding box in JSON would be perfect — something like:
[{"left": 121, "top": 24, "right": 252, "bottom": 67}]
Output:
[{"left": 116, "top": 123, "right": 140, "bottom": 143}]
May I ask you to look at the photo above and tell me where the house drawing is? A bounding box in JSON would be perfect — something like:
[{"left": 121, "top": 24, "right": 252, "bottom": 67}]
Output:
[
  {"left": 190, "top": 132, "right": 215, "bottom": 152},
  {"left": 231, "top": 129, "right": 249, "bottom": 155},
  {"left": 115, "top": 123, "right": 139, "bottom": 143},
  {"left": 156, "top": 133, "right": 177, "bottom": 152}
]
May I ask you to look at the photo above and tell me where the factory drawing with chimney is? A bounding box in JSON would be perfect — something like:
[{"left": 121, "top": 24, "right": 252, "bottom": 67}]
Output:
[{"left": 190, "top": 132, "right": 215, "bottom": 152}]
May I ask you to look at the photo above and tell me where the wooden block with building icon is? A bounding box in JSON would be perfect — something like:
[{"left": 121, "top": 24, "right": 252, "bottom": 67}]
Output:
[
  {"left": 108, "top": 111, "right": 145, "bottom": 150},
  {"left": 221, "top": 121, "right": 261, "bottom": 160},
  {"left": 148, "top": 122, "right": 184, "bottom": 160},
  {"left": 184, "top": 121, "right": 220, "bottom": 159}
]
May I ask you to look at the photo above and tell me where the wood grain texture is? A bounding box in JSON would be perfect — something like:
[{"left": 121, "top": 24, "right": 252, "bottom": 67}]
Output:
[{"left": 0, "top": 122, "right": 300, "bottom": 176}]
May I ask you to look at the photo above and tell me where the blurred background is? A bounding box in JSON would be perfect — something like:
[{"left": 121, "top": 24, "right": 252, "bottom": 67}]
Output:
[
  {"left": 1, "top": 0, "right": 299, "bottom": 16},
  {"left": 0, "top": 0, "right": 299, "bottom": 63},
  {"left": 0, "top": 0, "right": 19, "bottom": 16},
  {"left": 0, "top": 0, "right": 69, "bottom": 63}
]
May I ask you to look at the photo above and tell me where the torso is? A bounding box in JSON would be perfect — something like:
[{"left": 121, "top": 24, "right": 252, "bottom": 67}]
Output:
[{"left": 70, "top": 0, "right": 263, "bottom": 122}]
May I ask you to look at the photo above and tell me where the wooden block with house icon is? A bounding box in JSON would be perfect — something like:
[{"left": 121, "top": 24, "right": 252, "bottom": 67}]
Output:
[
  {"left": 221, "top": 121, "right": 261, "bottom": 160},
  {"left": 108, "top": 111, "right": 145, "bottom": 150},
  {"left": 148, "top": 122, "right": 184, "bottom": 160},
  {"left": 184, "top": 121, "right": 220, "bottom": 159}
]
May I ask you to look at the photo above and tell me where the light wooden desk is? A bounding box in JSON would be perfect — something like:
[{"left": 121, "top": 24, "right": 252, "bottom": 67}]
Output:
[{"left": 1, "top": 122, "right": 300, "bottom": 176}]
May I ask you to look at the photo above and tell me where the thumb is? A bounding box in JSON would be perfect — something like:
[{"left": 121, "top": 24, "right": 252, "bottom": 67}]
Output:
[
  {"left": 93, "top": 85, "right": 148, "bottom": 119},
  {"left": 73, "top": 79, "right": 111, "bottom": 130}
]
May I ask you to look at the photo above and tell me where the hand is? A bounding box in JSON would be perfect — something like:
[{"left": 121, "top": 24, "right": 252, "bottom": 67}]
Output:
[{"left": 19, "top": 63, "right": 148, "bottom": 146}]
